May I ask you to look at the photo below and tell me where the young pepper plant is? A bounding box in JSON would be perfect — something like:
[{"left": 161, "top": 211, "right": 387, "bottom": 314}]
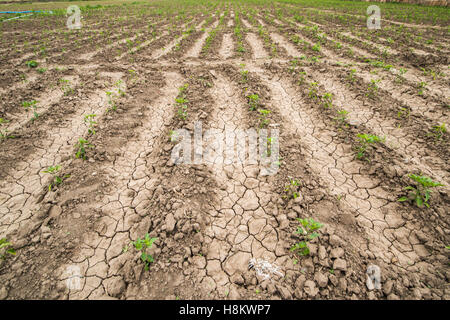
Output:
[
  {"left": 398, "top": 174, "right": 444, "bottom": 208},
  {"left": 132, "top": 234, "right": 158, "bottom": 271},
  {"left": 290, "top": 218, "right": 323, "bottom": 256}
]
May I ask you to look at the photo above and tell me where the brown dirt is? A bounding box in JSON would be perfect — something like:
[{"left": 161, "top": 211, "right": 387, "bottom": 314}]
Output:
[{"left": 0, "top": 1, "right": 448, "bottom": 301}]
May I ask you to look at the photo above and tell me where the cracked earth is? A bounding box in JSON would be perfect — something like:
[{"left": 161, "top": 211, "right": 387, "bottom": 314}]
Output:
[{"left": 0, "top": 1, "right": 448, "bottom": 300}]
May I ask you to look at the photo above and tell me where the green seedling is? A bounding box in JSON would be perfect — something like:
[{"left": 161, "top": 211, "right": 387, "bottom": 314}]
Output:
[
  {"left": 247, "top": 94, "right": 259, "bottom": 111},
  {"left": 132, "top": 234, "right": 158, "bottom": 271},
  {"left": 264, "top": 136, "right": 277, "bottom": 157},
  {"left": 115, "top": 80, "right": 126, "bottom": 97},
  {"left": 106, "top": 91, "right": 117, "bottom": 111},
  {"left": 429, "top": 123, "right": 446, "bottom": 140},
  {"left": 176, "top": 98, "right": 188, "bottom": 120},
  {"left": 284, "top": 178, "right": 300, "bottom": 199},
  {"left": 334, "top": 109, "right": 349, "bottom": 128},
  {"left": 308, "top": 82, "right": 319, "bottom": 100},
  {"left": 22, "top": 100, "right": 39, "bottom": 121},
  {"left": 312, "top": 43, "right": 321, "bottom": 52},
  {"left": 75, "top": 138, "right": 93, "bottom": 160},
  {"left": 169, "top": 130, "right": 179, "bottom": 142},
  {"left": 84, "top": 114, "right": 97, "bottom": 135},
  {"left": 42, "top": 165, "right": 70, "bottom": 191},
  {"left": 397, "top": 107, "right": 410, "bottom": 120},
  {"left": 347, "top": 68, "right": 357, "bottom": 84},
  {"left": 366, "top": 79, "right": 381, "bottom": 98},
  {"left": 59, "top": 79, "right": 73, "bottom": 96},
  {"left": 0, "top": 118, "right": 11, "bottom": 139},
  {"left": 0, "top": 128, "right": 13, "bottom": 140},
  {"left": 398, "top": 174, "right": 444, "bottom": 208},
  {"left": 417, "top": 81, "right": 427, "bottom": 95},
  {"left": 322, "top": 92, "right": 333, "bottom": 109},
  {"left": 240, "top": 69, "right": 249, "bottom": 83},
  {"left": 26, "top": 60, "right": 38, "bottom": 68},
  {"left": 290, "top": 218, "right": 323, "bottom": 256},
  {"left": 258, "top": 109, "right": 270, "bottom": 128},
  {"left": 355, "top": 133, "right": 384, "bottom": 160},
  {"left": 0, "top": 238, "right": 16, "bottom": 260},
  {"left": 37, "top": 67, "right": 47, "bottom": 74}
]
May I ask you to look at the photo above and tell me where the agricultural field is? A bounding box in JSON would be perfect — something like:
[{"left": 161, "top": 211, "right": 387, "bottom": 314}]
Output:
[{"left": 0, "top": 0, "right": 448, "bottom": 301}]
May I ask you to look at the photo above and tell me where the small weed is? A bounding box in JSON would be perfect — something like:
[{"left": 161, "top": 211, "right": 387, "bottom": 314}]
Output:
[
  {"left": 0, "top": 118, "right": 13, "bottom": 139},
  {"left": 397, "top": 107, "right": 410, "bottom": 120},
  {"left": 169, "top": 130, "right": 179, "bottom": 142},
  {"left": 417, "top": 81, "right": 427, "bottom": 95},
  {"left": 59, "top": 79, "right": 73, "bottom": 96},
  {"left": 175, "top": 84, "right": 189, "bottom": 120},
  {"left": 106, "top": 91, "right": 117, "bottom": 111},
  {"left": 312, "top": 43, "right": 321, "bottom": 52}
]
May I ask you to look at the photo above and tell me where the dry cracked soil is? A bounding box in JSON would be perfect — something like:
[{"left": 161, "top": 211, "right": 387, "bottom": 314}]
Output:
[{"left": 0, "top": 0, "right": 448, "bottom": 301}]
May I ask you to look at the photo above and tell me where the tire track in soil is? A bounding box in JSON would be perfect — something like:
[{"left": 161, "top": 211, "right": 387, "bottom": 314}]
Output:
[
  {"left": 245, "top": 33, "right": 268, "bottom": 60},
  {"left": 3, "top": 75, "right": 80, "bottom": 134},
  {"left": 150, "top": 20, "right": 206, "bottom": 60},
  {"left": 200, "top": 72, "right": 286, "bottom": 298},
  {"left": 306, "top": 67, "right": 449, "bottom": 185},
  {"left": 281, "top": 18, "right": 450, "bottom": 103},
  {"left": 253, "top": 67, "right": 436, "bottom": 273},
  {"left": 294, "top": 6, "right": 447, "bottom": 30},
  {"left": 0, "top": 72, "right": 125, "bottom": 239},
  {"left": 219, "top": 33, "right": 234, "bottom": 59},
  {"left": 79, "top": 21, "right": 171, "bottom": 61},
  {"left": 267, "top": 21, "right": 449, "bottom": 123},
  {"left": 269, "top": 32, "right": 301, "bottom": 57},
  {"left": 184, "top": 20, "right": 220, "bottom": 59},
  {"left": 57, "top": 72, "right": 184, "bottom": 299}
]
